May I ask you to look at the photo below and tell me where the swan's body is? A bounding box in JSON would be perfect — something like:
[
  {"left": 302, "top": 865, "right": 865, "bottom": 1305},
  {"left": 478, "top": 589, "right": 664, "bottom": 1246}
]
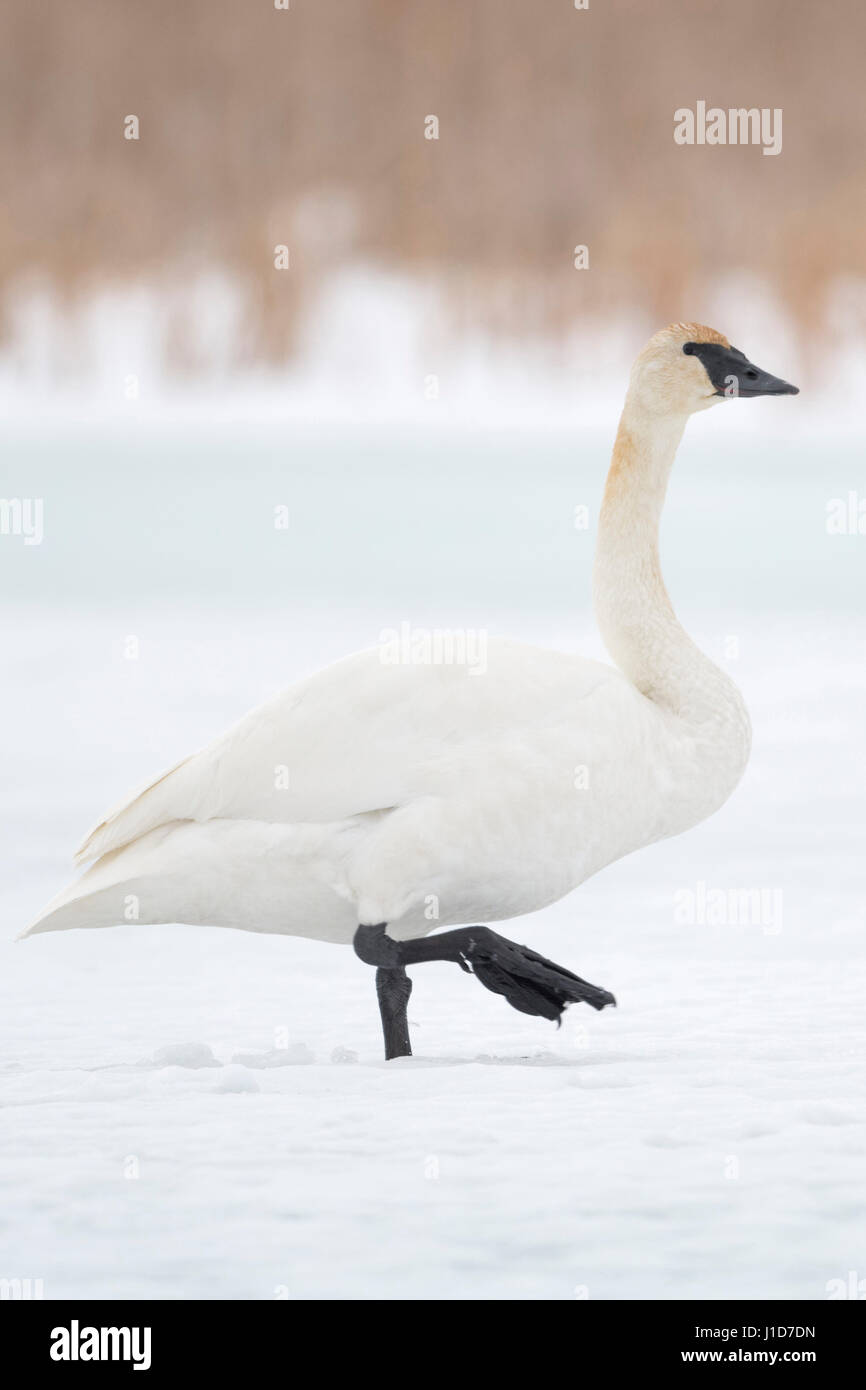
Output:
[
  {"left": 24, "top": 638, "right": 748, "bottom": 943},
  {"left": 22, "top": 322, "right": 797, "bottom": 1053}
]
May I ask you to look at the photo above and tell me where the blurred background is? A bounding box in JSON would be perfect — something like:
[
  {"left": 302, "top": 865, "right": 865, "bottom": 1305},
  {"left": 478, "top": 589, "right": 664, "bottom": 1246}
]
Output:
[{"left": 1, "top": 0, "right": 866, "bottom": 413}]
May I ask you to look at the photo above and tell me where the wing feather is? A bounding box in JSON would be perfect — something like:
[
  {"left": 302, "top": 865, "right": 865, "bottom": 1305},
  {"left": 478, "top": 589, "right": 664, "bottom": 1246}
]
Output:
[{"left": 73, "top": 642, "right": 621, "bottom": 864}]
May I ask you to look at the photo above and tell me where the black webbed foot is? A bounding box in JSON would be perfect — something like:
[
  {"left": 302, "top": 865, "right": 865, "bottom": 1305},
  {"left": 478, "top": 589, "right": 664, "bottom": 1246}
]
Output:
[
  {"left": 354, "top": 922, "right": 615, "bottom": 1055},
  {"left": 455, "top": 928, "right": 616, "bottom": 1023}
]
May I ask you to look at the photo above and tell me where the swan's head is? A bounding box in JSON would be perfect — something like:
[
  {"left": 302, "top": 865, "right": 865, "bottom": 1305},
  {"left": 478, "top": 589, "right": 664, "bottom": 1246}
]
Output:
[{"left": 629, "top": 322, "right": 799, "bottom": 416}]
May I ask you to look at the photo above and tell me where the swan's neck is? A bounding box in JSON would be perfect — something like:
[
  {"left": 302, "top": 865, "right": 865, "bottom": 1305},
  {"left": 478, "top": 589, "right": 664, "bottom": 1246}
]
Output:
[{"left": 593, "top": 394, "right": 747, "bottom": 739}]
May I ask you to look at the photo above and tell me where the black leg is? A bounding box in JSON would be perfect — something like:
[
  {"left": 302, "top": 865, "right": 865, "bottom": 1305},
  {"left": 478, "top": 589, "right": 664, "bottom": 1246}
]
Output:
[
  {"left": 354, "top": 922, "right": 615, "bottom": 1057},
  {"left": 375, "top": 964, "right": 412, "bottom": 1060}
]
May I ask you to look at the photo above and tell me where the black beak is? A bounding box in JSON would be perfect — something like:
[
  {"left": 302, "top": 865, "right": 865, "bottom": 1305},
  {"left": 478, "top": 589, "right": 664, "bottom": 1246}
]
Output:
[{"left": 683, "top": 341, "right": 799, "bottom": 398}]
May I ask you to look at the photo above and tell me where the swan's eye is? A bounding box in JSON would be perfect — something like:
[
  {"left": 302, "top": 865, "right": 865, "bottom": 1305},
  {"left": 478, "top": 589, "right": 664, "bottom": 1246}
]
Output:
[
  {"left": 744, "top": 368, "right": 758, "bottom": 380},
  {"left": 682, "top": 343, "right": 696, "bottom": 356}
]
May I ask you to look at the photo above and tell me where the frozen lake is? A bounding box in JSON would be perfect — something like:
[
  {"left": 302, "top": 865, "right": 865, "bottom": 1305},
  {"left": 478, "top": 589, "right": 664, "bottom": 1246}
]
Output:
[{"left": 1, "top": 419, "right": 864, "bottom": 1299}]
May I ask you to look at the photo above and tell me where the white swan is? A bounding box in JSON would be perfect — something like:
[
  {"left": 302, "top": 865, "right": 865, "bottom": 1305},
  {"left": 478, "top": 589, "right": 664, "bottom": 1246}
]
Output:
[{"left": 22, "top": 323, "right": 798, "bottom": 1057}]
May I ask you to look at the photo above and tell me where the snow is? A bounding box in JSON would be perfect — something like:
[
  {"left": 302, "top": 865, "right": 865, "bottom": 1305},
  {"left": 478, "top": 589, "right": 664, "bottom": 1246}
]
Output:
[
  {"left": 1, "top": 418, "right": 864, "bottom": 1301},
  {"left": 1, "top": 265, "right": 863, "bottom": 437}
]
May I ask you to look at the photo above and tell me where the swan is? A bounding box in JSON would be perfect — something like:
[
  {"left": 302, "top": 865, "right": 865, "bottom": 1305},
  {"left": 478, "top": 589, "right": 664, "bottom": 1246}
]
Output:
[{"left": 21, "top": 323, "right": 798, "bottom": 1058}]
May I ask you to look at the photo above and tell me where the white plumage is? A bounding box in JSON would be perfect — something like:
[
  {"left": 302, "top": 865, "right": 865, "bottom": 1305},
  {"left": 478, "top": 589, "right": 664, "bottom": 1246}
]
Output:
[{"left": 23, "top": 323, "right": 796, "bottom": 954}]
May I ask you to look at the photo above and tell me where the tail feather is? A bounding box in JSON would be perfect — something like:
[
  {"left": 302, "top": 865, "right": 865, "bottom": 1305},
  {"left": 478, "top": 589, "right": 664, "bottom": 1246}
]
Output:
[
  {"left": 20, "top": 829, "right": 182, "bottom": 938},
  {"left": 19, "top": 885, "right": 138, "bottom": 938},
  {"left": 73, "top": 753, "right": 198, "bottom": 865},
  {"left": 19, "top": 818, "right": 358, "bottom": 944}
]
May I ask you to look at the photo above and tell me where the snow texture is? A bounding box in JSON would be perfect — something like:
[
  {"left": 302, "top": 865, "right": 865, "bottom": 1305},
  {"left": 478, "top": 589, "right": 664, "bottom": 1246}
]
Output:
[{"left": 1, "top": 421, "right": 863, "bottom": 1300}]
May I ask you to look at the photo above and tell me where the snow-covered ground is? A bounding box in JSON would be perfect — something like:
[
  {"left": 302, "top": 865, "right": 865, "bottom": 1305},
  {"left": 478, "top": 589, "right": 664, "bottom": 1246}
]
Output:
[{"left": 1, "top": 418, "right": 864, "bottom": 1300}]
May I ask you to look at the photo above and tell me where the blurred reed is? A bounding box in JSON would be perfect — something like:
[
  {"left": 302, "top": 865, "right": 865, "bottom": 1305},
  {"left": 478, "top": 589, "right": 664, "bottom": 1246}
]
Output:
[{"left": 1, "top": 0, "right": 863, "bottom": 366}]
